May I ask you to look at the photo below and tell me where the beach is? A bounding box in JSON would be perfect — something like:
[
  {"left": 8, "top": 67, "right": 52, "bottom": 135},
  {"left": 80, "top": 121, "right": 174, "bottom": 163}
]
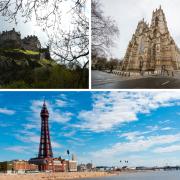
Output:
[{"left": 0, "top": 172, "right": 112, "bottom": 180}]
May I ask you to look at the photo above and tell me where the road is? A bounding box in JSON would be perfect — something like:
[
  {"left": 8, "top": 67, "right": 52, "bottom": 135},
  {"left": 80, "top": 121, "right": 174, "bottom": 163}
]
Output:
[{"left": 92, "top": 70, "right": 180, "bottom": 89}]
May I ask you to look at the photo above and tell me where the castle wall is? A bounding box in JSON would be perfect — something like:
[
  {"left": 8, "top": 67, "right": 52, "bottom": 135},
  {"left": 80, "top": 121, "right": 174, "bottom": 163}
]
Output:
[
  {"left": 0, "top": 29, "right": 41, "bottom": 52},
  {"left": 0, "top": 29, "right": 21, "bottom": 49},
  {"left": 0, "top": 28, "right": 52, "bottom": 60},
  {"left": 22, "top": 36, "right": 41, "bottom": 51}
]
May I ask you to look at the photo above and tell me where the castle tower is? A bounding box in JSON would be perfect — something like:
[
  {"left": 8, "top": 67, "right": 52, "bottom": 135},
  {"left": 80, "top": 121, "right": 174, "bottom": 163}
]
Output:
[{"left": 38, "top": 101, "right": 53, "bottom": 158}]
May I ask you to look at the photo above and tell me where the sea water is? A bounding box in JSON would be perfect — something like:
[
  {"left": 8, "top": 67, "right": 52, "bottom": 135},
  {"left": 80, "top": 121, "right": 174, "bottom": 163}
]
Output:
[{"left": 81, "top": 171, "right": 180, "bottom": 180}]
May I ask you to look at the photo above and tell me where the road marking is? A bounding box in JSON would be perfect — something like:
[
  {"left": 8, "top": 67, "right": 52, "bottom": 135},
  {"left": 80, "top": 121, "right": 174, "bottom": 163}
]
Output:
[{"left": 162, "top": 81, "right": 170, "bottom": 86}]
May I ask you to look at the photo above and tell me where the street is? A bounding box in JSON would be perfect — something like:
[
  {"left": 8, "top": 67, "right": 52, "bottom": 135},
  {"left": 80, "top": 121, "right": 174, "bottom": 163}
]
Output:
[{"left": 92, "top": 70, "right": 180, "bottom": 89}]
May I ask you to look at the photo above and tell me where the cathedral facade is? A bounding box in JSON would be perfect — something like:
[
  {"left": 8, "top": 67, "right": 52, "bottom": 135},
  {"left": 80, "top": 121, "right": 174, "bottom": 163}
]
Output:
[{"left": 122, "top": 6, "right": 180, "bottom": 73}]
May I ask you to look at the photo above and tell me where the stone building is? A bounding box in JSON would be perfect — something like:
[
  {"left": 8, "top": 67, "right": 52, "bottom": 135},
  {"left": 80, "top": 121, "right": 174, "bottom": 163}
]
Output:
[
  {"left": 122, "top": 6, "right": 180, "bottom": 74},
  {"left": 0, "top": 28, "right": 51, "bottom": 59},
  {"left": 0, "top": 28, "right": 41, "bottom": 52},
  {"left": 0, "top": 28, "right": 21, "bottom": 49},
  {"left": 0, "top": 160, "right": 38, "bottom": 174},
  {"left": 22, "top": 35, "right": 41, "bottom": 51}
]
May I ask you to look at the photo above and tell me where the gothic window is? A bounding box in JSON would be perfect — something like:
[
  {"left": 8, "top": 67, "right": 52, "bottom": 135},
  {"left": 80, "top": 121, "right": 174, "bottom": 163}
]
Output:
[
  {"left": 155, "top": 17, "right": 159, "bottom": 26},
  {"left": 152, "top": 44, "right": 156, "bottom": 59},
  {"left": 139, "top": 37, "right": 145, "bottom": 54},
  {"left": 139, "top": 26, "right": 143, "bottom": 34}
]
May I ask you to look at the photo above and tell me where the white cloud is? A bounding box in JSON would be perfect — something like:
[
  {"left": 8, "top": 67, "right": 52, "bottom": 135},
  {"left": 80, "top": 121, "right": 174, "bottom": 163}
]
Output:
[
  {"left": 51, "top": 141, "right": 61, "bottom": 148},
  {"left": 16, "top": 130, "right": 61, "bottom": 149},
  {"left": 0, "top": 108, "right": 15, "bottom": 115},
  {"left": 146, "top": 125, "right": 173, "bottom": 132},
  {"left": 77, "top": 91, "right": 180, "bottom": 132},
  {"left": 25, "top": 100, "right": 73, "bottom": 130},
  {"left": 154, "top": 145, "right": 180, "bottom": 153},
  {"left": 159, "top": 119, "right": 171, "bottom": 124},
  {"left": 56, "top": 99, "right": 68, "bottom": 107},
  {"left": 161, "top": 127, "right": 174, "bottom": 131},
  {"left": 120, "top": 131, "right": 146, "bottom": 141},
  {"left": 16, "top": 131, "right": 40, "bottom": 144},
  {"left": 146, "top": 125, "right": 160, "bottom": 131},
  {"left": 62, "top": 130, "right": 76, "bottom": 137},
  {"left": 5, "top": 146, "right": 29, "bottom": 153},
  {"left": 88, "top": 133, "right": 180, "bottom": 166}
]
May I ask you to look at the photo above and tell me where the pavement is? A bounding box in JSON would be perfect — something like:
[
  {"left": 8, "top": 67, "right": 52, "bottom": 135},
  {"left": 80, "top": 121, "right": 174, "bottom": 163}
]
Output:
[{"left": 92, "top": 70, "right": 180, "bottom": 89}]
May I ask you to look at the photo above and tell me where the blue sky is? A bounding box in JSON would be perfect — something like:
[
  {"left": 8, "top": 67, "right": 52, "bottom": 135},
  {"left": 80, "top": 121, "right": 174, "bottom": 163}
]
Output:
[{"left": 0, "top": 91, "right": 180, "bottom": 167}]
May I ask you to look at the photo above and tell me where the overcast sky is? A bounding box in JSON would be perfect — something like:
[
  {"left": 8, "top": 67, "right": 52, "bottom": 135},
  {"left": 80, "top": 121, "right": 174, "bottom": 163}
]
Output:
[
  {"left": 0, "top": 1, "right": 79, "bottom": 47},
  {"left": 100, "top": 0, "right": 180, "bottom": 59},
  {"left": 0, "top": 16, "right": 48, "bottom": 47}
]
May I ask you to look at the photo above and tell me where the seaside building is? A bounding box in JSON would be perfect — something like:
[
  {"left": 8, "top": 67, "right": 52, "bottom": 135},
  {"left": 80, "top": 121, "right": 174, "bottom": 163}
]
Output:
[
  {"left": 77, "top": 163, "right": 93, "bottom": 172},
  {"left": 0, "top": 160, "right": 38, "bottom": 174},
  {"left": 77, "top": 164, "right": 87, "bottom": 172},
  {"left": 122, "top": 6, "right": 180, "bottom": 74},
  {"left": 67, "top": 160, "right": 78, "bottom": 172},
  {"left": 86, "top": 163, "right": 93, "bottom": 171}
]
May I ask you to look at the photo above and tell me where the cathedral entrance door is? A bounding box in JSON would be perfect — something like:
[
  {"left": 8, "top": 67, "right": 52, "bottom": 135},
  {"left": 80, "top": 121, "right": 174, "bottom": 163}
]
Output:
[{"left": 139, "top": 57, "right": 144, "bottom": 76}]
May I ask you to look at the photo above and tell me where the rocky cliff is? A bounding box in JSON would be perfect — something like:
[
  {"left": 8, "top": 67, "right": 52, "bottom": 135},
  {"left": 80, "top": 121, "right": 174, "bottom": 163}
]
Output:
[{"left": 0, "top": 48, "right": 56, "bottom": 87}]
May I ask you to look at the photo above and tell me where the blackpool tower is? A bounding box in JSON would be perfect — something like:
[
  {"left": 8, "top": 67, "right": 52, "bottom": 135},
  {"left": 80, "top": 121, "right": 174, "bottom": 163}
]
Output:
[
  {"left": 38, "top": 101, "right": 53, "bottom": 158},
  {"left": 29, "top": 101, "right": 54, "bottom": 171}
]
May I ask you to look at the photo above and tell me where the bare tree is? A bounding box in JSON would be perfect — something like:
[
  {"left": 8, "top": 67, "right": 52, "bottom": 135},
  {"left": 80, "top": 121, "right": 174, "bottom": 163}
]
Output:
[
  {"left": 0, "top": 0, "right": 89, "bottom": 66},
  {"left": 106, "top": 58, "right": 119, "bottom": 72},
  {"left": 91, "top": 0, "right": 119, "bottom": 57}
]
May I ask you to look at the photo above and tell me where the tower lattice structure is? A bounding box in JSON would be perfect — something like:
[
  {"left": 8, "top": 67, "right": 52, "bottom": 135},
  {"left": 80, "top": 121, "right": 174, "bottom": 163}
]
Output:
[{"left": 38, "top": 101, "right": 53, "bottom": 159}]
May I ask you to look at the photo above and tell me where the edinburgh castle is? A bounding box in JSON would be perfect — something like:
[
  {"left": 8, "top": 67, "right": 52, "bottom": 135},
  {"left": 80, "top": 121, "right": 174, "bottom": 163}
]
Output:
[
  {"left": 0, "top": 28, "right": 50, "bottom": 60},
  {"left": 122, "top": 6, "right": 180, "bottom": 74}
]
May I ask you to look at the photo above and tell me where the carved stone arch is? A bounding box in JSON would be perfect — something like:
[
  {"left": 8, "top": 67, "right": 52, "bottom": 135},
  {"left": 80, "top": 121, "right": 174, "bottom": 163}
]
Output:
[{"left": 139, "top": 56, "right": 144, "bottom": 70}]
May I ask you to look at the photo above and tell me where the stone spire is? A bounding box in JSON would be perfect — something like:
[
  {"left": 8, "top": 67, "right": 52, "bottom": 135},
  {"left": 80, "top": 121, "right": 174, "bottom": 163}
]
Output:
[{"left": 151, "top": 6, "right": 168, "bottom": 34}]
